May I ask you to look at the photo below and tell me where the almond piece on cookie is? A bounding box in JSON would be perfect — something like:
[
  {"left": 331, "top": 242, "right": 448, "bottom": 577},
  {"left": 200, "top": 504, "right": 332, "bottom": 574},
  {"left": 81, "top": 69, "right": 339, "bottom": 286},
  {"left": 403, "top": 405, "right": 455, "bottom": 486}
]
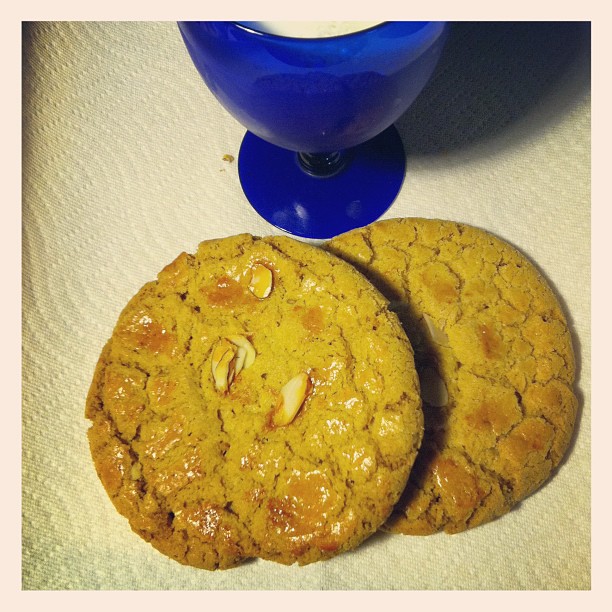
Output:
[{"left": 271, "top": 372, "right": 311, "bottom": 427}]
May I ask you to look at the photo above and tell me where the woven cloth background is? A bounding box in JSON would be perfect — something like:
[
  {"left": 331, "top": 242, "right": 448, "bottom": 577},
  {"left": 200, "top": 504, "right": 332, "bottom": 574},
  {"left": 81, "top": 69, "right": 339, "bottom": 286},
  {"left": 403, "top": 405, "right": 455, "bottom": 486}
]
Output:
[{"left": 22, "top": 21, "right": 591, "bottom": 590}]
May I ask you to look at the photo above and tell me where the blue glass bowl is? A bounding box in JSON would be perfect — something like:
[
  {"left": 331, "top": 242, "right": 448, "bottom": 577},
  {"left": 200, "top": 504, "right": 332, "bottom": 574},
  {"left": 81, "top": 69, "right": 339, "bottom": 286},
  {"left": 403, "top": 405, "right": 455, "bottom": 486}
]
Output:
[{"left": 178, "top": 21, "right": 447, "bottom": 238}]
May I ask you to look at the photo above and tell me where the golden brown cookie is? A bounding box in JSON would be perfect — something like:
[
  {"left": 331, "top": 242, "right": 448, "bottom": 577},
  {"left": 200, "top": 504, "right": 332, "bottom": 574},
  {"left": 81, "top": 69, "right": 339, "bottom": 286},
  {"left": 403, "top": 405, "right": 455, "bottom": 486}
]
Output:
[
  {"left": 85, "top": 233, "right": 423, "bottom": 569},
  {"left": 327, "top": 218, "right": 578, "bottom": 535}
]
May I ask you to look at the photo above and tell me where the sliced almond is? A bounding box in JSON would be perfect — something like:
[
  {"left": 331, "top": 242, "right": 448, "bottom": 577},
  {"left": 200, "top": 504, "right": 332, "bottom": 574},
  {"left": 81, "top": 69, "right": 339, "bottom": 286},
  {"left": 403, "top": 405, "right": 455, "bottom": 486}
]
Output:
[
  {"left": 211, "top": 339, "right": 237, "bottom": 393},
  {"left": 212, "top": 338, "right": 235, "bottom": 372},
  {"left": 419, "top": 366, "right": 449, "bottom": 407},
  {"left": 214, "top": 349, "right": 237, "bottom": 393},
  {"left": 422, "top": 313, "right": 450, "bottom": 347},
  {"left": 272, "top": 372, "right": 311, "bottom": 427},
  {"left": 228, "top": 335, "right": 256, "bottom": 371},
  {"left": 234, "top": 346, "right": 247, "bottom": 375},
  {"left": 249, "top": 263, "right": 273, "bottom": 299}
]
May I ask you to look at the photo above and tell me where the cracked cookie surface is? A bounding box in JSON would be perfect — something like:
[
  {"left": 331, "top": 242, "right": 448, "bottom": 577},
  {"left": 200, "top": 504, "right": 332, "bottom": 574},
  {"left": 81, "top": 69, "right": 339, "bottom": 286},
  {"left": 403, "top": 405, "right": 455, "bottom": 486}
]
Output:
[
  {"left": 85, "top": 234, "right": 423, "bottom": 568},
  {"left": 326, "top": 218, "right": 578, "bottom": 535}
]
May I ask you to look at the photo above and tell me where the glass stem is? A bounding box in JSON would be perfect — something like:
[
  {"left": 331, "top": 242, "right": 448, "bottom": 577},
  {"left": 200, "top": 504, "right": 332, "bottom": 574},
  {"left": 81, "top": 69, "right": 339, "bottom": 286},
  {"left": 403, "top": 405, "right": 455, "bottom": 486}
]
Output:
[{"left": 297, "top": 150, "right": 349, "bottom": 177}]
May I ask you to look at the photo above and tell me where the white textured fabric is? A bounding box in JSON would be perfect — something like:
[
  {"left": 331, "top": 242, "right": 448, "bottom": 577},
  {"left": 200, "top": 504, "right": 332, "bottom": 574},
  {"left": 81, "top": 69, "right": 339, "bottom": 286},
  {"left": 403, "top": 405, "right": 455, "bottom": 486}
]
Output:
[{"left": 22, "top": 21, "right": 591, "bottom": 590}]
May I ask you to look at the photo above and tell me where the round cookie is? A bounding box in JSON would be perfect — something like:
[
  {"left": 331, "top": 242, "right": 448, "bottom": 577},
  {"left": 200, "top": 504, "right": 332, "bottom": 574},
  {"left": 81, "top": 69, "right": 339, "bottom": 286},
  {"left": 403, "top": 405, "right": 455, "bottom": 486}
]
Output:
[
  {"left": 327, "top": 218, "right": 578, "bottom": 535},
  {"left": 85, "top": 233, "right": 423, "bottom": 569}
]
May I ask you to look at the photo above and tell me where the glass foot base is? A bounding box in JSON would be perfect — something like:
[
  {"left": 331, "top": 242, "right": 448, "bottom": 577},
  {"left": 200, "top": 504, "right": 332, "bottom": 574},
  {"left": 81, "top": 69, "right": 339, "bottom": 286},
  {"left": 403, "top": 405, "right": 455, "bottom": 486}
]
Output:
[{"left": 238, "top": 126, "right": 406, "bottom": 240}]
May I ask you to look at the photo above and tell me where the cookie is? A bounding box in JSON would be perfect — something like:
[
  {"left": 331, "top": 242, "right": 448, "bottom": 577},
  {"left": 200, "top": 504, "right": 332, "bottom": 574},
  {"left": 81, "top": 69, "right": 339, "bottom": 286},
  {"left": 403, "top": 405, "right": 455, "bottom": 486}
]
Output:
[
  {"left": 327, "top": 218, "right": 578, "bottom": 535},
  {"left": 85, "top": 233, "right": 423, "bottom": 568}
]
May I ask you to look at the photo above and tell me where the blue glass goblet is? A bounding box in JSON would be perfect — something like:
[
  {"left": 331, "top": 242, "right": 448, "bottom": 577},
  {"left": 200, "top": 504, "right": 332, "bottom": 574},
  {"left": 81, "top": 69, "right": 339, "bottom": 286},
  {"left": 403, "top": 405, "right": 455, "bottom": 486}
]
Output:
[{"left": 178, "top": 21, "right": 447, "bottom": 239}]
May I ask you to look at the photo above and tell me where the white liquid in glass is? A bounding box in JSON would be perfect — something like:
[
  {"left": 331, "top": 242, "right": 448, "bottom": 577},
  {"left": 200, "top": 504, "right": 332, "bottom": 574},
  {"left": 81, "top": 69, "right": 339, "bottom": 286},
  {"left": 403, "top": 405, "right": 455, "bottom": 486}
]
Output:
[{"left": 239, "top": 21, "right": 384, "bottom": 39}]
